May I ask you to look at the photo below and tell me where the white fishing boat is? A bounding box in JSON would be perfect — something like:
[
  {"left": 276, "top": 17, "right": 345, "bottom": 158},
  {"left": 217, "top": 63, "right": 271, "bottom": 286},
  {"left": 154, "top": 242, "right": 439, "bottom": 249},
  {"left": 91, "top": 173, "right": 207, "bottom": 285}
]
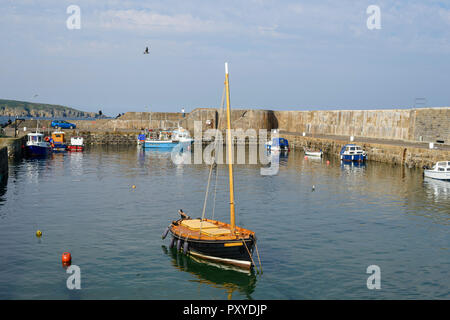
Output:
[
  {"left": 424, "top": 161, "right": 450, "bottom": 181},
  {"left": 172, "top": 127, "right": 194, "bottom": 144},
  {"left": 304, "top": 148, "right": 323, "bottom": 157}
]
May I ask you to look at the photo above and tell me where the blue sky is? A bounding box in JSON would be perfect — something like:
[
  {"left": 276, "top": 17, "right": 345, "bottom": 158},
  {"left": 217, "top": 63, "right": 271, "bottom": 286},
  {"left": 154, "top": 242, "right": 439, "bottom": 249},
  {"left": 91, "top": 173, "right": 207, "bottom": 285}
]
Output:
[{"left": 1, "top": 0, "right": 450, "bottom": 115}]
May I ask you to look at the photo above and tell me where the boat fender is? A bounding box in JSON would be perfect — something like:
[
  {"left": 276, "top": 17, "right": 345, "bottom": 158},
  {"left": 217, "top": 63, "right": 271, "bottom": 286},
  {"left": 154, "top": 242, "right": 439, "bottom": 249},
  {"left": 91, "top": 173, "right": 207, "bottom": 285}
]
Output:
[
  {"left": 183, "top": 241, "right": 189, "bottom": 254},
  {"left": 162, "top": 227, "right": 170, "bottom": 240},
  {"left": 177, "top": 239, "right": 182, "bottom": 251},
  {"left": 169, "top": 237, "right": 176, "bottom": 249}
]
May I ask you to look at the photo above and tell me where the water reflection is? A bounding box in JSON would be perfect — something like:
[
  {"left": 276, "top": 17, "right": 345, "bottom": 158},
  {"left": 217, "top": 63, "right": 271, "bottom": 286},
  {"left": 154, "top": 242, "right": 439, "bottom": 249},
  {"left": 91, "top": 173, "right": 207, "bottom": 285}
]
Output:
[
  {"left": 0, "top": 173, "right": 7, "bottom": 207},
  {"left": 423, "top": 177, "right": 450, "bottom": 201},
  {"left": 162, "top": 245, "right": 257, "bottom": 299}
]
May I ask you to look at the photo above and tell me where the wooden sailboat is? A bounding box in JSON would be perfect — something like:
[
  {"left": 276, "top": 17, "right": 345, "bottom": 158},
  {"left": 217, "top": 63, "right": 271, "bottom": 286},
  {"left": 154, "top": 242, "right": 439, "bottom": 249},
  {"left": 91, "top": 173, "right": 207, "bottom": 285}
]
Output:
[{"left": 163, "top": 63, "right": 258, "bottom": 270}]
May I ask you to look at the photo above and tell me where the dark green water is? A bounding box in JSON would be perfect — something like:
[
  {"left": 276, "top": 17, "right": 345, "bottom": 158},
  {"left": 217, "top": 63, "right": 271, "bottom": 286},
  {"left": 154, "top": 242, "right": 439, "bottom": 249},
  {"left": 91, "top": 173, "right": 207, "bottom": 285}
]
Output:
[{"left": 0, "top": 145, "right": 448, "bottom": 299}]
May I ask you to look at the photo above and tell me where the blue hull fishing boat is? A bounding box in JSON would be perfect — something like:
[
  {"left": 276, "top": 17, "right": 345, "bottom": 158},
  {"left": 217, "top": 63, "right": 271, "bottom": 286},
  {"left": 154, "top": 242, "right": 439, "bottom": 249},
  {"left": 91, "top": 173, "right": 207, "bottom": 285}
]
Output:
[
  {"left": 340, "top": 144, "right": 367, "bottom": 162},
  {"left": 143, "top": 128, "right": 193, "bottom": 149},
  {"left": 25, "top": 132, "right": 52, "bottom": 156}
]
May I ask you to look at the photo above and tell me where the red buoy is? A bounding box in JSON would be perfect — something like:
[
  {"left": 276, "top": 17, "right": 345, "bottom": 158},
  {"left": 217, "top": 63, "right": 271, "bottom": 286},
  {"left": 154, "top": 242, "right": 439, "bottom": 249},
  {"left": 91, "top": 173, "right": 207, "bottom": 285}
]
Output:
[{"left": 62, "top": 252, "right": 72, "bottom": 264}]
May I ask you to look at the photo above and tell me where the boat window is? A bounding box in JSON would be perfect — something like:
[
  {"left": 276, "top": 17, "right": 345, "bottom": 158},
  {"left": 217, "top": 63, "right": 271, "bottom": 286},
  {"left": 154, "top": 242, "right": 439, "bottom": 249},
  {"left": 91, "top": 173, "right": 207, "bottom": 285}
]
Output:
[
  {"left": 447, "top": 168, "right": 450, "bottom": 171},
  {"left": 438, "top": 167, "right": 445, "bottom": 171},
  {"left": 350, "top": 147, "right": 355, "bottom": 151}
]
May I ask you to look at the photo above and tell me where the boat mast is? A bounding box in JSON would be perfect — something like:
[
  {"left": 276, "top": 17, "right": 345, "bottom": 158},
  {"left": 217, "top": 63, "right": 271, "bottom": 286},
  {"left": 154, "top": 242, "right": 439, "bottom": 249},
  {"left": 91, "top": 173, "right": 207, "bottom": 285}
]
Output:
[{"left": 224, "top": 62, "right": 236, "bottom": 234}]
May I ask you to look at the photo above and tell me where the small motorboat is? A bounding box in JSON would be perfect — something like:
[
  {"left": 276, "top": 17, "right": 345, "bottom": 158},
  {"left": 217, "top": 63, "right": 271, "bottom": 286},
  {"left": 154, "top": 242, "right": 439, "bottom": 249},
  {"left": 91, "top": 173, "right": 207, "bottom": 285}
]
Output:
[
  {"left": 25, "top": 132, "right": 52, "bottom": 156},
  {"left": 137, "top": 133, "right": 146, "bottom": 145},
  {"left": 143, "top": 127, "right": 193, "bottom": 149},
  {"left": 304, "top": 148, "right": 323, "bottom": 157},
  {"left": 340, "top": 144, "right": 367, "bottom": 162},
  {"left": 67, "top": 136, "right": 84, "bottom": 151},
  {"left": 265, "top": 137, "right": 289, "bottom": 152},
  {"left": 50, "top": 131, "right": 67, "bottom": 152},
  {"left": 424, "top": 161, "right": 450, "bottom": 181},
  {"left": 172, "top": 127, "right": 194, "bottom": 144}
]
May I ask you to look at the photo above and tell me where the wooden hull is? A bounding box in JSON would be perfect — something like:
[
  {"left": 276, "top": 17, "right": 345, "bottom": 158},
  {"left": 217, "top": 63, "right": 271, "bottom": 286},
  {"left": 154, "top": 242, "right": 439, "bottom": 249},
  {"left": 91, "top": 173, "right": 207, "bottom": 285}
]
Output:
[{"left": 168, "top": 218, "right": 256, "bottom": 270}]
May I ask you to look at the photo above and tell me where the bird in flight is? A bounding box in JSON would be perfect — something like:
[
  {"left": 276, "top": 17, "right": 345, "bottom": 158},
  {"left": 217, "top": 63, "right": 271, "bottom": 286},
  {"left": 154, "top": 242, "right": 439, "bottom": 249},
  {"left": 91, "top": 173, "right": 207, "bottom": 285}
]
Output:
[{"left": 143, "top": 46, "right": 149, "bottom": 54}]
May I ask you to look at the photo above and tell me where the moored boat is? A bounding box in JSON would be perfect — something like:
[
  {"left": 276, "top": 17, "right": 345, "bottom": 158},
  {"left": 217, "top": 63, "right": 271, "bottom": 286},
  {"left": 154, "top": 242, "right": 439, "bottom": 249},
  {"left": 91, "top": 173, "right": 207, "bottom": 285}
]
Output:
[
  {"left": 340, "top": 144, "right": 366, "bottom": 162},
  {"left": 304, "top": 148, "right": 323, "bottom": 157},
  {"left": 50, "top": 131, "right": 67, "bottom": 152},
  {"left": 143, "top": 130, "right": 176, "bottom": 148},
  {"left": 265, "top": 137, "right": 289, "bottom": 152},
  {"left": 67, "top": 136, "right": 84, "bottom": 151},
  {"left": 424, "top": 161, "right": 450, "bottom": 181},
  {"left": 25, "top": 132, "right": 52, "bottom": 156},
  {"left": 163, "top": 63, "right": 260, "bottom": 271}
]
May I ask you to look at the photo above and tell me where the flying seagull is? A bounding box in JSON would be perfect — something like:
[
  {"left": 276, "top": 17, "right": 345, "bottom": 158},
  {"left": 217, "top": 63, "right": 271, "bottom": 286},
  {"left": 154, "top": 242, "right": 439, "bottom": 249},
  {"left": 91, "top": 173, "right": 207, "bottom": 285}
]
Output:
[{"left": 143, "top": 46, "right": 149, "bottom": 54}]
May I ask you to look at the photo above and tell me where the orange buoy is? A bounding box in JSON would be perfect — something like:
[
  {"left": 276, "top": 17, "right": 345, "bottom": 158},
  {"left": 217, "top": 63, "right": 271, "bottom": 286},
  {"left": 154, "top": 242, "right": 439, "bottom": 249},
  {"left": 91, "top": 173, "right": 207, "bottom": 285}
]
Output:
[
  {"left": 62, "top": 252, "right": 72, "bottom": 264},
  {"left": 326, "top": 160, "right": 330, "bottom": 165},
  {"left": 304, "top": 156, "right": 308, "bottom": 160}
]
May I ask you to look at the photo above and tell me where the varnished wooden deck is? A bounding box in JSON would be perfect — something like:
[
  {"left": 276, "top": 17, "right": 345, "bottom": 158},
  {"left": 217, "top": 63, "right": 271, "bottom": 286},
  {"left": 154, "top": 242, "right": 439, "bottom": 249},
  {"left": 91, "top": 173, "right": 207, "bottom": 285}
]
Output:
[{"left": 170, "top": 218, "right": 255, "bottom": 241}]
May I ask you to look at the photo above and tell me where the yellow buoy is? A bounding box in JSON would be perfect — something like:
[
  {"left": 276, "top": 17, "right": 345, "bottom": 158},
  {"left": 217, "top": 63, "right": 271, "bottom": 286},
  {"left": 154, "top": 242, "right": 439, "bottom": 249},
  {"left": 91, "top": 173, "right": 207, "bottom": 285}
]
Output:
[
  {"left": 132, "top": 185, "right": 136, "bottom": 189},
  {"left": 36, "top": 230, "right": 42, "bottom": 237}
]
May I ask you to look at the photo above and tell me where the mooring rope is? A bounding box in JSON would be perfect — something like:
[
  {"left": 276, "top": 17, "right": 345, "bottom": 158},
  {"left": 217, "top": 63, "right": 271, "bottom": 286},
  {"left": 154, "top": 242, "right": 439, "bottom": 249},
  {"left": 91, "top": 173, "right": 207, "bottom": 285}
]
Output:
[{"left": 241, "top": 237, "right": 259, "bottom": 274}]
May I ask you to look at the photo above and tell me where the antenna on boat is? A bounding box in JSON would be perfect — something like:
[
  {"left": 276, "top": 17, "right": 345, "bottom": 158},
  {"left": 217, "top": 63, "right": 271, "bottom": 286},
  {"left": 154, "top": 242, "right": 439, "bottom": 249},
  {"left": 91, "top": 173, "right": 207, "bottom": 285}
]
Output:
[{"left": 224, "top": 62, "right": 236, "bottom": 235}]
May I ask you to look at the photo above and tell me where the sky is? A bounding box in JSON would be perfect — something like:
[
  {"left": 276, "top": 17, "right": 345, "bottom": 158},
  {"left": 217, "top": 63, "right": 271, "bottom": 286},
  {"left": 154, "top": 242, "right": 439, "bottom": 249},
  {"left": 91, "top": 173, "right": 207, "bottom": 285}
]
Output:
[{"left": 1, "top": 0, "right": 450, "bottom": 115}]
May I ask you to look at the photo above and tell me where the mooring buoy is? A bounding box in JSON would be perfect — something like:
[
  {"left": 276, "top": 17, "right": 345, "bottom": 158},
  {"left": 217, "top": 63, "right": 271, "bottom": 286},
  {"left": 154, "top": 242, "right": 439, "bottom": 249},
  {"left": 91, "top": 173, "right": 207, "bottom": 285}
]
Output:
[
  {"left": 62, "top": 252, "right": 72, "bottom": 265},
  {"left": 36, "top": 230, "right": 42, "bottom": 237}
]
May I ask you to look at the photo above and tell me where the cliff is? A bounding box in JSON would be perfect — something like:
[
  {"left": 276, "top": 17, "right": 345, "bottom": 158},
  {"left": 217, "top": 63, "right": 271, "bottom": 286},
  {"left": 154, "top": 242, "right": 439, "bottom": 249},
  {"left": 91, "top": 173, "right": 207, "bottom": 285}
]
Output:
[{"left": 0, "top": 99, "right": 100, "bottom": 118}]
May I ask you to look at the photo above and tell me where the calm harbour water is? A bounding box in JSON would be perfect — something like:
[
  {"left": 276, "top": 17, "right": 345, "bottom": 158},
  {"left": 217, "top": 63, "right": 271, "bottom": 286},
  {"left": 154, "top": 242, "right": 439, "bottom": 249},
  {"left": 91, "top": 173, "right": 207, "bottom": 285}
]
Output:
[{"left": 0, "top": 145, "right": 448, "bottom": 299}]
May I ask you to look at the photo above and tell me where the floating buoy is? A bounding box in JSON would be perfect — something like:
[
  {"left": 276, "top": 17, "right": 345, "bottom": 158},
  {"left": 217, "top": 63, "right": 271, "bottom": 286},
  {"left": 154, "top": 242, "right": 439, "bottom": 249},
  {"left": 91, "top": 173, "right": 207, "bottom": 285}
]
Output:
[
  {"left": 132, "top": 185, "right": 136, "bottom": 189},
  {"left": 162, "top": 227, "right": 170, "bottom": 240},
  {"left": 304, "top": 156, "right": 308, "bottom": 160},
  {"left": 62, "top": 252, "right": 72, "bottom": 264},
  {"left": 312, "top": 185, "right": 315, "bottom": 191},
  {"left": 326, "top": 160, "right": 330, "bottom": 165},
  {"left": 36, "top": 230, "right": 42, "bottom": 237}
]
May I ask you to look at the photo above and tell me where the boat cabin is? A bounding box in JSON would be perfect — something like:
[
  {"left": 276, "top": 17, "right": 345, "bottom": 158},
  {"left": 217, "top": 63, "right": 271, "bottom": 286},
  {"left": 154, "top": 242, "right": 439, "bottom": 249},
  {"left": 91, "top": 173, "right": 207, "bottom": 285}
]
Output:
[
  {"left": 70, "top": 137, "right": 84, "bottom": 146},
  {"left": 342, "top": 144, "right": 364, "bottom": 155},
  {"left": 433, "top": 161, "right": 450, "bottom": 172},
  {"left": 27, "top": 132, "right": 44, "bottom": 144},
  {"left": 51, "top": 131, "right": 66, "bottom": 145}
]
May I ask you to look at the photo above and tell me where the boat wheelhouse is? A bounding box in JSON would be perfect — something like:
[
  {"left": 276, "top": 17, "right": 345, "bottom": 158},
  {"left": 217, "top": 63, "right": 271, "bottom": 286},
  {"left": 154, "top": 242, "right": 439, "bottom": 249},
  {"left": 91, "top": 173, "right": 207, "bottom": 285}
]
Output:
[
  {"left": 424, "top": 161, "right": 450, "bottom": 181},
  {"left": 340, "top": 144, "right": 367, "bottom": 162}
]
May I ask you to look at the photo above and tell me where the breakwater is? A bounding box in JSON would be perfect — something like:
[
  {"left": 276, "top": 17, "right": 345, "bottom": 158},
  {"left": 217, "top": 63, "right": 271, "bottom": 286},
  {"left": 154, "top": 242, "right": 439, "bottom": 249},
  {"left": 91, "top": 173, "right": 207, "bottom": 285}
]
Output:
[
  {"left": 10, "top": 107, "right": 449, "bottom": 144},
  {"left": 282, "top": 133, "right": 450, "bottom": 168},
  {"left": 4, "top": 107, "right": 449, "bottom": 168}
]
